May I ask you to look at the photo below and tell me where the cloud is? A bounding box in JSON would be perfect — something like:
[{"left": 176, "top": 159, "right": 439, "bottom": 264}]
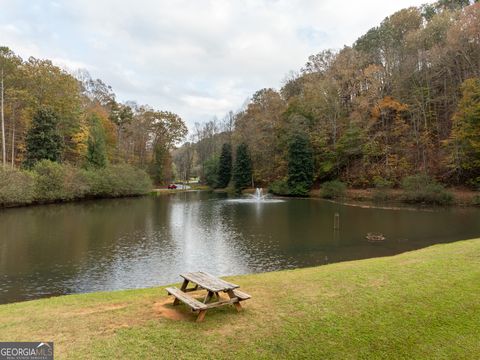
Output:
[{"left": 0, "top": 0, "right": 431, "bottom": 129}]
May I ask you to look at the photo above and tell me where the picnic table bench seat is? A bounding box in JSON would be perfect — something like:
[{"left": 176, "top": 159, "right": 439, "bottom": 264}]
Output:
[
  {"left": 165, "top": 287, "right": 207, "bottom": 311},
  {"left": 231, "top": 289, "right": 251, "bottom": 301}
]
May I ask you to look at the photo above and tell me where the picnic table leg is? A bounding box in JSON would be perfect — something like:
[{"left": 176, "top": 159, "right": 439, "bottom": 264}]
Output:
[
  {"left": 196, "top": 310, "right": 207, "bottom": 322},
  {"left": 215, "top": 292, "right": 222, "bottom": 300},
  {"left": 204, "top": 291, "right": 214, "bottom": 304},
  {"left": 227, "top": 290, "right": 242, "bottom": 312},
  {"left": 173, "top": 279, "right": 189, "bottom": 305}
]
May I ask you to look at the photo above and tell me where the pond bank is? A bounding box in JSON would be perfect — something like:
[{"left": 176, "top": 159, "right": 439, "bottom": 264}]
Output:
[
  {"left": 1, "top": 238, "right": 479, "bottom": 359},
  {"left": 309, "top": 187, "right": 479, "bottom": 207}
]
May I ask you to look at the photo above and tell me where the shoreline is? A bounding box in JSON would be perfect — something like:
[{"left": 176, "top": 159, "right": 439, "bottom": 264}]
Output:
[{"left": 1, "top": 184, "right": 478, "bottom": 210}]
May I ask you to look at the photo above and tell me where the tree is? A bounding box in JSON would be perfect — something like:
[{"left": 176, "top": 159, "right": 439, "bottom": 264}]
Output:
[
  {"left": 287, "top": 134, "right": 314, "bottom": 196},
  {"left": 216, "top": 143, "right": 232, "bottom": 188},
  {"left": 204, "top": 156, "right": 219, "bottom": 187},
  {"left": 24, "top": 107, "right": 63, "bottom": 168},
  {"left": 446, "top": 78, "right": 480, "bottom": 186},
  {"left": 233, "top": 143, "right": 252, "bottom": 192},
  {"left": 151, "top": 143, "right": 169, "bottom": 185},
  {"left": 86, "top": 114, "right": 107, "bottom": 168}
]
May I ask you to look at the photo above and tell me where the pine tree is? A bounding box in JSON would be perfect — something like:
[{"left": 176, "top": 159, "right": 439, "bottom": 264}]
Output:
[
  {"left": 204, "top": 156, "right": 219, "bottom": 187},
  {"left": 24, "top": 107, "right": 63, "bottom": 168},
  {"left": 233, "top": 143, "right": 252, "bottom": 192},
  {"left": 287, "top": 134, "right": 314, "bottom": 196},
  {"left": 151, "top": 143, "right": 169, "bottom": 185},
  {"left": 217, "top": 143, "right": 232, "bottom": 188},
  {"left": 86, "top": 114, "right": 108, "bottom": 168}
]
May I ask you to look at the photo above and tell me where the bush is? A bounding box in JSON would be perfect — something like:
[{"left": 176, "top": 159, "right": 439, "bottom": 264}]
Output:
[
  {"left": 473, "top": 194, "right": 480, "bottom": 206},
  {"left": 33, "top": 160, "right": 68, "bottom": 201},
  {"left": 401, "top": 174, "right": 453, "bottom": 205},
  {"left": 84, "top": 164, "right": 152, "bottom": 197},
  {"left": 0, "top": 167, "right": 35, "bottom": 206},
  {"left": 320, "top": 180, "right": 346, "bottom": 199},
  {"left": 269, "top": 179, "right": 290, "bottom": 196},
  {"left": 0, "top": 161, "right": 152, "bottom": 207}
]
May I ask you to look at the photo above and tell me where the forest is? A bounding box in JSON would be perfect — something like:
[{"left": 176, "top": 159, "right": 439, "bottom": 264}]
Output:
[
  {"left": 175, "top": 0, "right": 480, "bottom": 196},
  {"left": 1, "top": 0, "right": 479, "bottom": 206},
  {"left": 0, "top": 46, "right": 187, "bottom": 205}
]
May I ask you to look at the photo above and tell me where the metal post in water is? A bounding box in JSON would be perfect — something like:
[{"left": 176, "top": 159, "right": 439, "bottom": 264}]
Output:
[{"left": 334, "top": 212, "right": 340, "bottom": 230}]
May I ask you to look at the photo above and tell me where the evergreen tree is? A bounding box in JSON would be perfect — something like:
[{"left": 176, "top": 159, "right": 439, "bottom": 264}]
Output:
[
  {"left": 287, "top": 134, "right": 314, "bottom": 196},
  {"left": 24, "top": 107, "right": 63, "bottom": 168},
  {"left": 86, "top": 114, "right": 108, "bottom": 168},
  {"left": 217, "top": 143, "right": 232, "bottom": 188},
  {"left": 233, "top": 143, "right": 252, "bottom": 192},
  {"left": 151, "top": 143, "right": 169, "bottom": 184},
  {"left": 204, "top": 156, "right": 219, "bottom": 187}
]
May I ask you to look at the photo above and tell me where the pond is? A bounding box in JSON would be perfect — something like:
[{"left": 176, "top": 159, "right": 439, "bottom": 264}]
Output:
[{"left": 1, "top": 191, "right": 479, "bottom": 304}]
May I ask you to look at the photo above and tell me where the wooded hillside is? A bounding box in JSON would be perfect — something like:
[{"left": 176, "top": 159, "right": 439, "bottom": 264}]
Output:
[
  {"left": 178, "top": 1, "right": 480, "bottom": 189},
  {"left": 0, "top": 49, "right": 187, "bottom": 183}
]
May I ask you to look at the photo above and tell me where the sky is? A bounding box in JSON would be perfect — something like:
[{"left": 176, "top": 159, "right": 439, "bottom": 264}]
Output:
[{"left": 0, "top": 0, "right": 431, "bottom": 128}]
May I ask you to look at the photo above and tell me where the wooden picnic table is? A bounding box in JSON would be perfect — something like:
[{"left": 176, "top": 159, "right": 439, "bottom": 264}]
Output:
[{"left": 166, "top": 271, "right": 251, "bottom": 322}]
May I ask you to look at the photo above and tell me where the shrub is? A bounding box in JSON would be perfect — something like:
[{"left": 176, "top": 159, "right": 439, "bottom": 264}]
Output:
[
  {"left": 62, "top": 164, "right": 89, "bottom": 200},
  {"left": 0, "top": 167, "right": 35, "bottom": 206},
  {"left": 473, "top": 194, "right": 480, "bottom": 206},
  {"left": 401, "top": 174, "right": 453, "bottom": 205},
  {"left": 269, "top": 179, "right": 290, "bottom": 196},
  {"left": 320, "top": 180, "right": 346, "bottom": 199},
  {"left": 0, "top": 161, "right": 152, "bottom": 207},
  {"left": 84, "top": 164, "right": 152, "bottom": 197},
  {"left": 33, "top": 160, "right": 68, "bottom": 201}
]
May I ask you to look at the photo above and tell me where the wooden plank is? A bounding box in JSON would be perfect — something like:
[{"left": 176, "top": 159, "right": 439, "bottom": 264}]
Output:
[
  {"left": 174, "top": 279, "right": 189, "bottom": 305},
  {"left": 232, "top": 289, "right": 251, "bottom": 301},
  {"left": 180, "top": 272, "right": 239, "bottom": 292},
  {"left": 203, "top": 297, "right": 241, "bottom": 309},
  {"left": 165, "top": 287, "right": 207, "bottom": 311}
]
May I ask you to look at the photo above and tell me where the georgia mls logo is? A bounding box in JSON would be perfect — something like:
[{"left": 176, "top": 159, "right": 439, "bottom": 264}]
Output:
[{"left": 0, "top": 342, "right": 54, "bottom": 360}]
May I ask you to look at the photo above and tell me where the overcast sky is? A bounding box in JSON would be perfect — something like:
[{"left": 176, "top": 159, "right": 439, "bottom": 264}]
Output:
[{"left": 0, "top": 0, "right": 430, "bottom": 128}]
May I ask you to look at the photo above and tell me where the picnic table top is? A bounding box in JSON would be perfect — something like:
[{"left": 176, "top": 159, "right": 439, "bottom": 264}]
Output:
[{"left": 180, "top": 271, "right": 239, "bottom": 292}]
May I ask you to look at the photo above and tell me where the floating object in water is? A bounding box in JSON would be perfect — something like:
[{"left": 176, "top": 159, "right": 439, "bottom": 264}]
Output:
[{"left": 366, "top": 233, "right": 386, "bottom": 243}]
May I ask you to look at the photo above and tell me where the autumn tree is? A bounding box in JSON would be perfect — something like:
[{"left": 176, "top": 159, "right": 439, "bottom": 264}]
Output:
[{"left": 446, "top": 78, "right": 480, "bottom": 186}]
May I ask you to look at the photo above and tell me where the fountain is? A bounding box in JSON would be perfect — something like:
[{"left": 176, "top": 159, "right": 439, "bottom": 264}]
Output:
[
  {"left": 227, "top": 188, "right": 284, "bottom": 203},
  {"left": 251, "top": 188, "right": 266, "bottom": 201}
]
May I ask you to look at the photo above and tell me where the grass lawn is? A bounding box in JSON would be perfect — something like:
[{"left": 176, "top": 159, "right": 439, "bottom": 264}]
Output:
[{"left": 1, "top": 239, "right": 479, "bottom": 359}]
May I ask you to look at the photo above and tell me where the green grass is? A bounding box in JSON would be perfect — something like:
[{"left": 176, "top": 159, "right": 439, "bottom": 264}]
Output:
[{"left": 1, "top": 239, "right": 479, "bottom": 359}]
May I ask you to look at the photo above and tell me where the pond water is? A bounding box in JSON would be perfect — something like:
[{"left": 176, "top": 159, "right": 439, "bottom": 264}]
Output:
[{"left": 1, "top": 191, "right": 479, "bottom": 304}]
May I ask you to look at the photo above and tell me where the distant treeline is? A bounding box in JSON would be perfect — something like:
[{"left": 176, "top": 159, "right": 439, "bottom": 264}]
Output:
[{"left": 175, "top": 1, "right": 480, "bottom": 191}]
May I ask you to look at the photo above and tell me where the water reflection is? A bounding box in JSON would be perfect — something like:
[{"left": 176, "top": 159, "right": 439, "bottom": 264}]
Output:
[{"left": 0, "top": 192, "right": 479, "bottom": 304}]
